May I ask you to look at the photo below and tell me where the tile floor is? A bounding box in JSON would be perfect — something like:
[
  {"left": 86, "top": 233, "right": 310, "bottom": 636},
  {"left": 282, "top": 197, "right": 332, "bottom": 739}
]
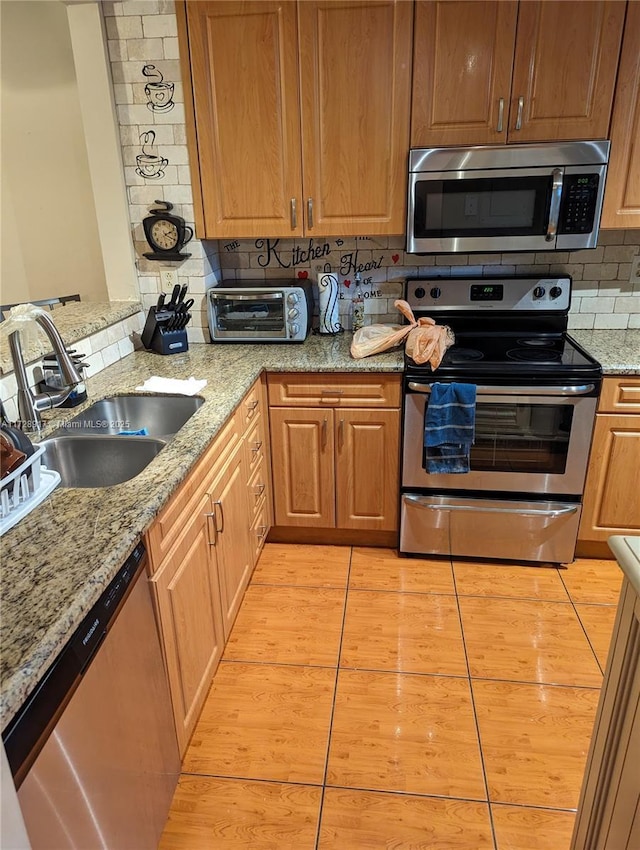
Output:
[{"left": 159, "top": 545, "right": 622, "bottom": 850}]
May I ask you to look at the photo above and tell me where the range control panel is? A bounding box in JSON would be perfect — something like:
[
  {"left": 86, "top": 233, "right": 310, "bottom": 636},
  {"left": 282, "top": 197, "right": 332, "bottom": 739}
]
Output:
[{"left": 406, "top": 277, "right": 571, "bottom": 312}]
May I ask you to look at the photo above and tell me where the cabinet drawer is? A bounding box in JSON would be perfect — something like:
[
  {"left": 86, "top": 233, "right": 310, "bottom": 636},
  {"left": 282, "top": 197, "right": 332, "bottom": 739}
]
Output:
[
  {"left": 598, "top": 377, "right": 640, "bottom": 413},
  {"left": 239, "top": 378, "right": 264, "bottom": 433},
  {"left": 267, "top": 373, "right": 401, "bottom": 408},
  {"left": 247, "top": 455, "right": 268, "bottom": 519},
  {"left": 249, "top": 500, "right": 269, "bottom": 565},
  {"left": 245, "top": 413, "right": 265, "bottom": 476},
  {"left": 146, "top": 412, "right": 241, "bottom": 572}
]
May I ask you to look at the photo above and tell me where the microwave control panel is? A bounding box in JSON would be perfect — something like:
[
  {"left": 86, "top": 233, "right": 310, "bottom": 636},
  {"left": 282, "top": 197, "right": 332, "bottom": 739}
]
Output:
[{"left": 558, "top": 174, "right": 600, "bottom": 234}]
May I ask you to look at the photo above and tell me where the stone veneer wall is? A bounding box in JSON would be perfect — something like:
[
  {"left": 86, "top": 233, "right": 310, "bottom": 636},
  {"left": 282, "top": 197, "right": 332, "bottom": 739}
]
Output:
[{"left": 104, "top": 1, "right": 640, "bottom": 337}]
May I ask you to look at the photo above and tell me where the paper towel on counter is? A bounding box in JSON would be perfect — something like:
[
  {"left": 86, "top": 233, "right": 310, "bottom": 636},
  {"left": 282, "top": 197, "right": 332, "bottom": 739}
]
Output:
[{"left": 135, "top": 376, "right": 207, "bottom": 396}]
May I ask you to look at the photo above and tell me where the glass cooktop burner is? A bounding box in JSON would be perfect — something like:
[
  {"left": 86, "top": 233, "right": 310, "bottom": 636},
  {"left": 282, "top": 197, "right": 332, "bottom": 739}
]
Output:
[
  {"left": 445, "top": 347, "right": 484, "bottom": 363},
  {"left": 507, "top": 348, "right": 562, "bottom": 363}
]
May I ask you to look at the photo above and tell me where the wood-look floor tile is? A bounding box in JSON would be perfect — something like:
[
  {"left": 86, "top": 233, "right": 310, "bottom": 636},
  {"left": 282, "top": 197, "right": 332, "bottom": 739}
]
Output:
[
  {"left": 182, "top": 662, "right": 335, "bottom": 783},
  {"left": 473, "top": 679, "right": 600, "bottom": 810},
  {"left": 223, "top": 585, "right": 345, "bottom": 666},
  {"left": 453, "top": 560, "right": 569, "bottom": 601},
  {"left": 350, "top": 547, "right": 455, "bottom": 594},
  {"left": 559, "top": 558, "right": 623, "bottom": 605},
  {"left": 491, "top": 804, "right": 575, "bottom": 850},
  {"left": 252, "top": 543, "right": 350, "bottom": 587},
  {"left": 318, "top": 788, "right": 494, "bottom": 849},
  {"left": 327, "top": 670, "right": 486, "bottom": 800},
  {"left": 459, "top": 596, "right": 602, "bottom": 687},
  {"left": 159, "top": 776, "right": 321, "bottom": 850},
  {"left": 575, "top": 603, "right": 618, "bottom": 671},
  {"left": 340, "top": 590, "right": 467, "bottom": 676}
]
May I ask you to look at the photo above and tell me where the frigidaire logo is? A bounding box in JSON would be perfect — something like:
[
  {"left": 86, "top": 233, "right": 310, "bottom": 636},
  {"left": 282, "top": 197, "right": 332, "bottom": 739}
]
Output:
[{"left": 82, "top": 618, "right": 100, "bottom": 646}]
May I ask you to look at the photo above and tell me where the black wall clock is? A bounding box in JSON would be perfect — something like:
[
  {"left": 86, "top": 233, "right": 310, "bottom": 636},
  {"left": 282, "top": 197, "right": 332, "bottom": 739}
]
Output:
[{"left": 142, "top": 200, "right": 193, "bottom": 260}]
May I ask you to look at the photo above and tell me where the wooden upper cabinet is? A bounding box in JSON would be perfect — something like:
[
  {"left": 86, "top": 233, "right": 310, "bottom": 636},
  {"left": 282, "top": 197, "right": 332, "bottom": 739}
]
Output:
[
  {"left": 601, "top": 0, "right": 640, "bottom": 229},
  {"left": 411, "top": 1, "right": 517, "bottom": 146},
  {"left": 180, "top": 1, "right": 303, "bottom": 238},
  {"left": 298, "top": 0, "right": 413, "bottom": 235},
  {"left": 510, "top": 1, "right": 626, "bottom": 143},
  {"left": 411, "top": 0, "right": 626, "bottom": 148},
  {"left": 179, "top": 0, "right": 412, "bottom": 238}
]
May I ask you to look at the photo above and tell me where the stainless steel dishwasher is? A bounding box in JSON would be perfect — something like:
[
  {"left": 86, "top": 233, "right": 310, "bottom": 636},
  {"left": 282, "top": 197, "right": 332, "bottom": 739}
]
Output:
[{"left": 2, "top": 542, "right": 180, "bottom": 849}]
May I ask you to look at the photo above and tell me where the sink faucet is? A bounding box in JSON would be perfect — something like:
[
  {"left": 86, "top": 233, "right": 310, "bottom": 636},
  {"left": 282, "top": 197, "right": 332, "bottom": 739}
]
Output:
[{"left": 8, "top": 308, "right": 83, "bottom": 432}]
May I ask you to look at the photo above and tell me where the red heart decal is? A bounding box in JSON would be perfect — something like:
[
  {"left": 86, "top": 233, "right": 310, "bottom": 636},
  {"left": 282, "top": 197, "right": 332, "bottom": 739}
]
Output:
[
  {"left": 297, "top": 270, "right": 308, "bottom": 279},
  {"left": 343, "top": 279, "right": 351, "bottom": 288},
  {"left": 392, "top": 254, "right": 400, "bottom": 264}
]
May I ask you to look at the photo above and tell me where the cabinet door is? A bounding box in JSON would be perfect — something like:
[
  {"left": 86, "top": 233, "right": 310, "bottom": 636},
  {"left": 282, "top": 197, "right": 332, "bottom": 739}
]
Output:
[
  {"left": 509, "top": 1, "right": 625, "bottom": 142},
  {"left": 298, "top": 0, "right": 413, "bottom": 235},
  {"left": 579, "top": 414, "right": 640, "bottom": 544},
  {"left": 210, "top": 444, "right": 253, "bottom": 638},
  {"left": 335, "top": 408, "right": 399, "bottom": 531},
  {"left": 150, "top": 495, "right": 225, "bottom": 755},
  {"left": 601, "top": 1, "right": 640, "bottom": 229},
  {"left": 411, "top": 1, "right": 517, "bottom": 147},
  {"left": 183, "top": 1, "right": 303, "bottom": 238},
  {"left": 269, "top": 407, "right": 335, "bottom": 527}
]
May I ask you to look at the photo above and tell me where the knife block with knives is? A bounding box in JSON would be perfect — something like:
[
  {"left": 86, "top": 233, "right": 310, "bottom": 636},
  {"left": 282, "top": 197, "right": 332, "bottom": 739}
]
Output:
[{"left": 141, "top": 285, "right": 193, "bottom": 355}]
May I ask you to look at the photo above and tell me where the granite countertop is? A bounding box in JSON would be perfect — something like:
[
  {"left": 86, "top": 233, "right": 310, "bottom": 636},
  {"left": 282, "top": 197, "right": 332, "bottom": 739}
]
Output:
[
  {"left": 0, "top": 301, "right": 142, "bottom": 375},
  {"left": 0, "top": 334, "right": 402, "bottom": 729},
  {"left": 1, "top": 326, "right": 638, "bottom": 730},
  {"left": 571, "top": 329, "right": 640, "bottom": 375}
]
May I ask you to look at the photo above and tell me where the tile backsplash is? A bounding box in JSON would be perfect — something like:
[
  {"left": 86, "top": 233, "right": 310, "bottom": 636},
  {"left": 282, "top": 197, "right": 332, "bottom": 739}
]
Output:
[{"left": 104, "top": 1, "right": 639, "bottom": 338}]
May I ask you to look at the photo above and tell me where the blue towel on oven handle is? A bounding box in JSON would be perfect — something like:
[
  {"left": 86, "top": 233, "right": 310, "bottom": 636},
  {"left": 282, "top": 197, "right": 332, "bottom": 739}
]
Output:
[{"left": 423, "top": 382, "right": 477, "bottom": 474}]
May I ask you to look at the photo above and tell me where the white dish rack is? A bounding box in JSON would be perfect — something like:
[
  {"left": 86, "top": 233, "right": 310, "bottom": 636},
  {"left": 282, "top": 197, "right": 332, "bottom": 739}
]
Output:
[{"left": 0, "top": 444, "right": 60, "bottom": 536}]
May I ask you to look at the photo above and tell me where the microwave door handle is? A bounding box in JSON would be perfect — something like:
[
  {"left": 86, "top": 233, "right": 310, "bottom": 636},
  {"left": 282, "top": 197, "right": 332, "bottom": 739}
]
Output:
[
  {"left": 546, "top": 168, "right": 564, "bottom": 242},
  {"left": 407, "top": 382, "right": 595, "bottom": 396}
]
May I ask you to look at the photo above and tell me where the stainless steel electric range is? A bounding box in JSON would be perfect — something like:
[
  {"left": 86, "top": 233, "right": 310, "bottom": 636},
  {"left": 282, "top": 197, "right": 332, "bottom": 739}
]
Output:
[{"left": 400, "top": 276, "right": 602, "bottom": 564}]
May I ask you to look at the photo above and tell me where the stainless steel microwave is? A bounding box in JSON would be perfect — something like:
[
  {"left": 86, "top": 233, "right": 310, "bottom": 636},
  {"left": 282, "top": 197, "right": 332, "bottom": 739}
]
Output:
[
  {"left": 207, "top": 280, "right": 313, "bottom": 342},
  {"left": 406, "top": 141, "right": 609, "bottom": 254}
]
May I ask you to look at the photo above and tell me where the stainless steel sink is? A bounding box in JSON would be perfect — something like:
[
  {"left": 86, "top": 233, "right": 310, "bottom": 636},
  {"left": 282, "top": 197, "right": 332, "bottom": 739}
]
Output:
[
  {"left": 53, "top": 394, "right": 204, "bottom": 439},
  {"left": 40, "top": 435, "right": 166, "bottom": 488}
]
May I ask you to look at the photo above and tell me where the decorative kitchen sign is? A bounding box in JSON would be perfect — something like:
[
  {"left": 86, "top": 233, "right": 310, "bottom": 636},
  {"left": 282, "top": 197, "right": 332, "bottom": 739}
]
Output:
[
  {"left": 142, "top": 65, "right": 175, "bottom": 112},
  {"left": 136, "top": 131, "right": 168, "bottom": 180}
]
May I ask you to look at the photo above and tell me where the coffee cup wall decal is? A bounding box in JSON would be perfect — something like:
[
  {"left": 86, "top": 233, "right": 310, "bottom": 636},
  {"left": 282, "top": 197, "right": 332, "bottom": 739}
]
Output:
[
  {"left": 142, "top": 64, "right": 175, "bottom": 113},
  {"left": 136, "top": 130, "right": 168, "bottom": 180}
]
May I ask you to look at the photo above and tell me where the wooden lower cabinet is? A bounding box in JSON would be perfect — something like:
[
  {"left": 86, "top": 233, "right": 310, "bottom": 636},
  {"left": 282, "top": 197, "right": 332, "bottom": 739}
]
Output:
[
  {"left": 149, "top": 491, "right": 225, "bottom": 755},
  {"left": 578, "top": 377, "right": 640, "bottom": 555},
  {"left": 209, "top": 442, "right": 253, "bottom": 639},
  {"left": 269, "top": 403, "right": 400, "bottom": 534},
  {"left": 146, "top": 377, "right": 271, "bottom": 753}
]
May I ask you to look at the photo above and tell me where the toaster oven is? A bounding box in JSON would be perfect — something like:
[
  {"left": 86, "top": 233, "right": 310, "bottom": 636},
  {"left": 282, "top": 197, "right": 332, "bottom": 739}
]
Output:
[{"left": 207, "top": 280, "right": 313, "bottom": 342}]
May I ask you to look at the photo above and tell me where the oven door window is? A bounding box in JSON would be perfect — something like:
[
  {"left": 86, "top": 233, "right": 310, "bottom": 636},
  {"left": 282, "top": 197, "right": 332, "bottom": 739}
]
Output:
[
  {"left": 214, "top": 294, "right": 285, "bottom": 333},
  {"left": 413, "top": 175, "right": 552, "bottom": 238},
  {"left": 471, "top": 402, "right": 572, "bottom": 474}
]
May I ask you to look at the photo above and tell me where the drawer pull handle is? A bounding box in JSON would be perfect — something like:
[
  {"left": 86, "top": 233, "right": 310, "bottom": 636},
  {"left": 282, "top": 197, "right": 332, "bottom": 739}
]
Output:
[
  {"left": 246, "top": 399, "right": 259, "bottom": 412},
  {"left": 251, "top": 440, "right": 263, "bottom": 454},
  {"left": 213, "top": 499, "right": 224, "bottom": 534},
  {"left": 253, "top": 483, "right": 266, "bottom": 497},
  {"left": 515, "top": 96, "right": 524, "bottom": 130},
  {"left": 205, "top": 511, "right": 217, "bottom": 546},
  {"left": 257, "top": 524, "right": 267, "bottom": 541}
]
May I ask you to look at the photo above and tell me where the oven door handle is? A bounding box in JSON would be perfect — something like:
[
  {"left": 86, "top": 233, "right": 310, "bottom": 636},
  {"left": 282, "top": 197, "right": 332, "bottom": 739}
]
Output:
[
  {"left": 407, "top": 382, "right": 595, "bottom": 397},
  {"left": 404, "top": 495, "right": 579, "bottom": 518},
  {"left": 209, "top": 292, "right": 284, "bottom": 301}
]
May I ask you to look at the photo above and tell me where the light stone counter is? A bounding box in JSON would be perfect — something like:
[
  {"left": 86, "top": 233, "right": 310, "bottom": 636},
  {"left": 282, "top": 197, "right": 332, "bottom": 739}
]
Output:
[
  {"left": 571, "top": 329, "right": 640, "bottom": 375},
  {"left": 0, "top": 334, "right": 403, "bottom": 729}
]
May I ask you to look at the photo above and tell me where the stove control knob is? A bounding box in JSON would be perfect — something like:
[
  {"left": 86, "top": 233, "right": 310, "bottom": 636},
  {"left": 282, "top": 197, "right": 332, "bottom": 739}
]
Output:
[
  {"left": 430, "top": 287, "right": 442, "bottom": 299},
  {"left": 414, "top": 286, "right": 426, "bottom": 299},
  {"left": 549, "top": 286, "right": 563, "bottom": 300},
  {"left": 287, "top": 292, "right": 300, "bottom": 305},
  {"left": 533, "top": 286, "right": 546, "bottom": 299}
]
